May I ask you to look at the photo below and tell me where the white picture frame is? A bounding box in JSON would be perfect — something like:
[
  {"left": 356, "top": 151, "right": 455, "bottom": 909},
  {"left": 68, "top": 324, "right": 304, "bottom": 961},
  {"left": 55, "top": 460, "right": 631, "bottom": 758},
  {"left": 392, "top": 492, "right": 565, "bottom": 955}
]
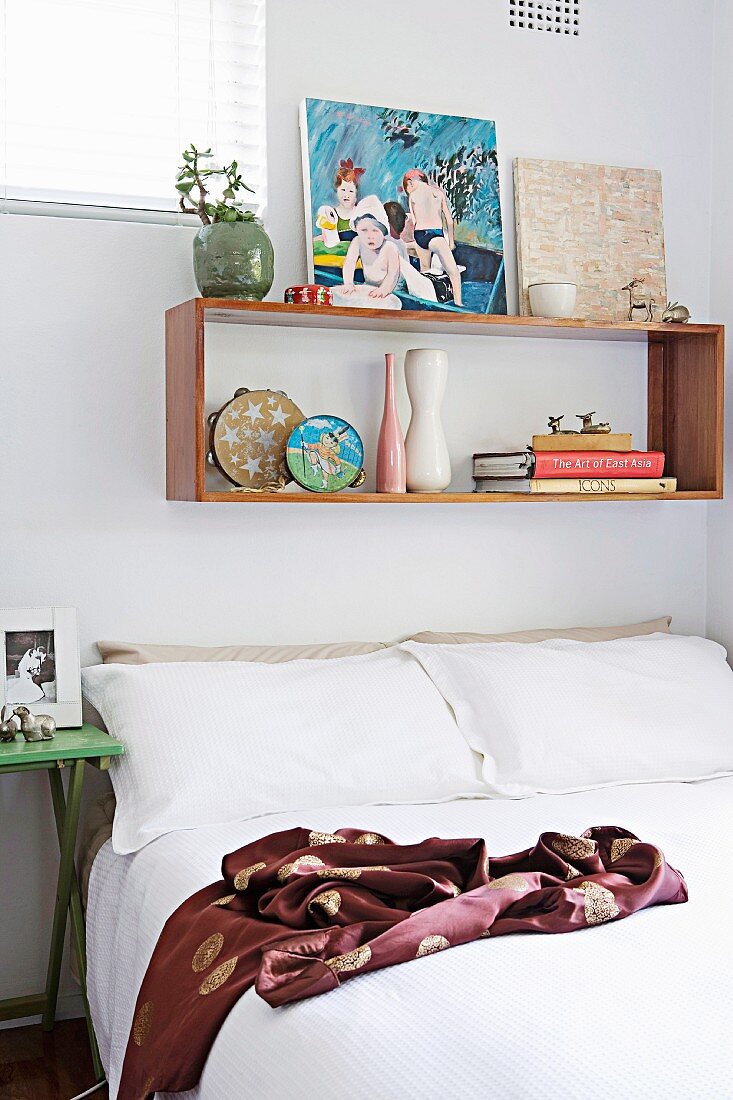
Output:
[{"left": 0, "top": 606, "right": 82, "bottom": 728}]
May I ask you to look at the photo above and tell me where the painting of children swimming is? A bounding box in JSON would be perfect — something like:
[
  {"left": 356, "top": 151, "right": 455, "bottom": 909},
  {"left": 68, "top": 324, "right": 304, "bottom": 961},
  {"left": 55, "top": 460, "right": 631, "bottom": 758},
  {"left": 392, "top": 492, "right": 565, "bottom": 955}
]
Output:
[
  {"left": 300, "top": 98, "right": 506, "bottom": 314},
  {"left": 286, "top": 415, "right": 365, "bottom": 493}
]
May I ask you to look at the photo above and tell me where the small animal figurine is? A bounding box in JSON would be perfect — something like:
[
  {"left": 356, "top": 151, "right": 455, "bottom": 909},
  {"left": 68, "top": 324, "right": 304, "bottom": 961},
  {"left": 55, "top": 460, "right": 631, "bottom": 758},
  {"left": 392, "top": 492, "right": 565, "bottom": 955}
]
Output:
[
  {"left": 11, "top": 705, "right": 56, "bottom": 742},
  {"left": 547, "top": 415, "right": 579, "bottom": 435},
  {"left": 661, "top": 301, "right": 691, "bottom": 324},
  {"left": 622, "top": 277, "right": 656, "bottom": 323},
  {"left": 577, "top": 412, "right": 611, "bottom": 434},
  {"left": 0, "top": 706, "right": 20, "bottom": 742}
]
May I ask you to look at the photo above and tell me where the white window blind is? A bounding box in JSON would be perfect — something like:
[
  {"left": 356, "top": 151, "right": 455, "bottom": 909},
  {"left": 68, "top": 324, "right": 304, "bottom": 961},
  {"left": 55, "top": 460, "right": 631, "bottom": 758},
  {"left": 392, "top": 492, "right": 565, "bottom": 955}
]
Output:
[{"left": 0, "top": 0, "right": 266, "bottom": 219}]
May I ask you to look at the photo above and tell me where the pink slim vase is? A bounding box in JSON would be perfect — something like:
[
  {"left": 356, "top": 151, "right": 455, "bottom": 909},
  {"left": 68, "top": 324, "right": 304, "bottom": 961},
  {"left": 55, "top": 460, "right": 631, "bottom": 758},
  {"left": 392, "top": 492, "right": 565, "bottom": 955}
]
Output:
[{"left": 376, "top": 353, "right": 406, "bottom": 493}]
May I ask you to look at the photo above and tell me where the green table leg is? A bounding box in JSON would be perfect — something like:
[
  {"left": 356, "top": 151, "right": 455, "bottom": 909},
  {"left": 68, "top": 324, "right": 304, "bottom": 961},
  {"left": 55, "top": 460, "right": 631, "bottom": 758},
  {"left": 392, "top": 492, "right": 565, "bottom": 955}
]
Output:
[
  {"left": 47, "top": 765, "right": 105, "bottom": 1081},
  {"left": 42, "top": 760, "right": 85, "bottom": 1033}
]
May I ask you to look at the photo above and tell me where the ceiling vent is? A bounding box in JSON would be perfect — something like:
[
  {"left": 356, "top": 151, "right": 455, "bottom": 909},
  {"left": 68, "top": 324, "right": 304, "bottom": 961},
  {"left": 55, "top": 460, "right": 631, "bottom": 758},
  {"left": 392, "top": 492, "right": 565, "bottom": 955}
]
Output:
[{"left": 509, "top": 1, "right": 579, "bottom": 34}]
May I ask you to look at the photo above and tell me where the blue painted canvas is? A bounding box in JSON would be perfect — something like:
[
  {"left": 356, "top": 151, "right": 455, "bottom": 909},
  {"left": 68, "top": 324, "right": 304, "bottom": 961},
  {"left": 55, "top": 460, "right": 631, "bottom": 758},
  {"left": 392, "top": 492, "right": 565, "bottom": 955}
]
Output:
[{"left": 300, "top": 98, "right": 506, "bottom": 315}]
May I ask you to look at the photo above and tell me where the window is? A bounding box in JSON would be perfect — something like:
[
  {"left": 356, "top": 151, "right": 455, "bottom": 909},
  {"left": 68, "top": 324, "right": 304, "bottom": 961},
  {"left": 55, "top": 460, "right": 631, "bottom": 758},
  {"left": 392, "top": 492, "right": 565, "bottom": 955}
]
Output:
[{"left": 0, "top": 0, "right": 266, "bottom": 219}]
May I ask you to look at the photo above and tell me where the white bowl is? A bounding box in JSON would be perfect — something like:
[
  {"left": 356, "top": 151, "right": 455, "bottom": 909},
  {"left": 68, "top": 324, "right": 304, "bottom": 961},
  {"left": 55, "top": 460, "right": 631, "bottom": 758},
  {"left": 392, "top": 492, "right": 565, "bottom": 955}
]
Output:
[{"left": 528, "top": 281, "right": 577, "bottom": 319}]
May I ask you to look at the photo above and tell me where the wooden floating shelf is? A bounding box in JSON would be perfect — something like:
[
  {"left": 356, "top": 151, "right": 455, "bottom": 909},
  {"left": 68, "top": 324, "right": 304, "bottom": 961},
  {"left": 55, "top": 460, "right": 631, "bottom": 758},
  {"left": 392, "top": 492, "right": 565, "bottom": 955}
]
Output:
[
  {"left": 166, "top": 298, "right": 725, "bottom": 504},
  {"left": 200, "top": 298, "right": 717, "bottom": 341},
  {"left": 201, "top": 491, "right": 718, "bottom": 504}
]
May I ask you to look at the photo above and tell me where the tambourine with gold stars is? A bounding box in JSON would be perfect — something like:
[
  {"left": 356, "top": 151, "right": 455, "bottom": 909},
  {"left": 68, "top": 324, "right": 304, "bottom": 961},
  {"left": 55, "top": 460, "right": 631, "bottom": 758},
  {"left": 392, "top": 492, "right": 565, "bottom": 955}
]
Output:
[{"left": 207, "top": 388, "right": 305, "bottom": 491}]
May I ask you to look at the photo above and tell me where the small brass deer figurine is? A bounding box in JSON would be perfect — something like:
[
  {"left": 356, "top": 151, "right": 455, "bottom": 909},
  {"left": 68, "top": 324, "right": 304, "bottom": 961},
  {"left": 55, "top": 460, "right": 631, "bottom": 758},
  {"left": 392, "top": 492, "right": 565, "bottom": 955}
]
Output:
[
  {"left": 547, "top": 415, "right": 578, "bottom": 435},
  {"left": 622, "top": 277, "right": 655, "bottom": 323},
  {"left": 577, "top": 412, "right": 611, "bottom": 434}
]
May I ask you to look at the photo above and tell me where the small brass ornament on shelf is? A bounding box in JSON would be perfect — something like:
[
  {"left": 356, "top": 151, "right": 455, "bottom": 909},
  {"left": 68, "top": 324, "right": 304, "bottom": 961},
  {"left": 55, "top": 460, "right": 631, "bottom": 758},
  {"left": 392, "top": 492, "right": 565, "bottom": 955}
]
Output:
[
  {"left": 547, "top": 415, "right": 578, "bottom": 435},
  {"left": 1, "top": 704, "right": 56, "bottom": 742},
  {"left": 577, "top": 412, "right": 611, "bottom": 434},
  {"left": 661, "top": 301, "right": 691, "bottom": 324},
  {"left": 622, "top": 277, "right": 655, "bottom": 322},
  {"left": 547, "top": 413, "right": 611, "bottom": 436}
]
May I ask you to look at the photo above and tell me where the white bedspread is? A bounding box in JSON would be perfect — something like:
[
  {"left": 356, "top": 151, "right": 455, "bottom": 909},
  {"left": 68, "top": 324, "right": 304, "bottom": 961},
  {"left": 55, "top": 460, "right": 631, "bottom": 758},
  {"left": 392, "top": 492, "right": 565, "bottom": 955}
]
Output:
[{"left": 88, "top": 779, "right": 733, "bottom": 1100}]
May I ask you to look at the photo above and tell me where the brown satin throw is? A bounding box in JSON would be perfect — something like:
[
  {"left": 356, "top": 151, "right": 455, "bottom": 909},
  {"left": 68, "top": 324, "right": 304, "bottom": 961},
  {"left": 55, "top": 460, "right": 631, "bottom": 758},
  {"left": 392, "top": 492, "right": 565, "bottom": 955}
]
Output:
[{"left": 119, "top": 825, "right": 687, "bottom": 1099}]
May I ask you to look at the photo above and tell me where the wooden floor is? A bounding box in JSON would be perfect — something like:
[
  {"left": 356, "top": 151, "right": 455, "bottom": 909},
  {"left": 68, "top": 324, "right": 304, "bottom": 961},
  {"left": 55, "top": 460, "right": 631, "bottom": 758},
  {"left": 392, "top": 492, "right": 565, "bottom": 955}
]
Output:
[{"left": 0, "top": 1018, "right": 107, "bottom": 1100}]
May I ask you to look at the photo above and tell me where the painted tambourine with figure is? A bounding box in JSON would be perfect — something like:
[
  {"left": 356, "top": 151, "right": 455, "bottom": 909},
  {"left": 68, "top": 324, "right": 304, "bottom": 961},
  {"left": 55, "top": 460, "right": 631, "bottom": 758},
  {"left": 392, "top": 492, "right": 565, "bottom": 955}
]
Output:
[
  {"left": 207, "top": 388, "right": 305, "bottom": 490},
  {"left": 286, "top": 414, "right": 366, "bottom": 493}
]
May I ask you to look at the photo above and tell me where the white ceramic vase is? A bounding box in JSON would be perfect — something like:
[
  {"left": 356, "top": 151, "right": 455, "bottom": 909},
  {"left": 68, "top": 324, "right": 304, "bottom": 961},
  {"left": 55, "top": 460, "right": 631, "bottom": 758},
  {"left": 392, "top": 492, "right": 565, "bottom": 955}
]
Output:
[{"left": 404, "top": 348, "right": 451, "bottom": 493}]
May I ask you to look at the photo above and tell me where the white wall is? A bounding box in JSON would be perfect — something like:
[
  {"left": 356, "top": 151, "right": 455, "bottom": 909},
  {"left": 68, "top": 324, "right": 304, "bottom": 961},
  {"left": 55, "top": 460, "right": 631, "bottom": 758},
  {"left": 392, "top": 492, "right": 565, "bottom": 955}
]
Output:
[
  {"left": 0, "top": 0, "right": 716, "bottom": 1012},
  {"left": 706, "top": 0, "right": 733, "bottom": 649}
]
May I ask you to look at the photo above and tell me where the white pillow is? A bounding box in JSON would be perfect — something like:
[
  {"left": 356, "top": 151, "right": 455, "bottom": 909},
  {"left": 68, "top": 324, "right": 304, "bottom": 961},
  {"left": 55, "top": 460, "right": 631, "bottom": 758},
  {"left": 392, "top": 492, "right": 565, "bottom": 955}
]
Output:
[
  {"left": 402, "top": 634, "right": 733, "bottom": 797},
  {"left": 81, "top": 649, "right": 486, "bottom": 853}
]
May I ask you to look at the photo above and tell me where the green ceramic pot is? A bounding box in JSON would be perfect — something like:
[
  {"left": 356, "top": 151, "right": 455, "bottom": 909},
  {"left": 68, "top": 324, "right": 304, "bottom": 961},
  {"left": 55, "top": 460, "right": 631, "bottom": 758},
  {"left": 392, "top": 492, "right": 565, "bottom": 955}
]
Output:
[{"left": 193, "top": 219, "right": 274, "bottom": 300}]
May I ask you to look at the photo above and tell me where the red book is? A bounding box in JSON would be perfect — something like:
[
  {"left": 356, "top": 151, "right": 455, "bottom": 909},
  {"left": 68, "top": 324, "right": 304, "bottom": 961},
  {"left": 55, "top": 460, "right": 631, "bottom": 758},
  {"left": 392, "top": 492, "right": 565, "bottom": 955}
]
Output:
[{"left": 533, "top": 450, "right": 665, "bottom": 479}]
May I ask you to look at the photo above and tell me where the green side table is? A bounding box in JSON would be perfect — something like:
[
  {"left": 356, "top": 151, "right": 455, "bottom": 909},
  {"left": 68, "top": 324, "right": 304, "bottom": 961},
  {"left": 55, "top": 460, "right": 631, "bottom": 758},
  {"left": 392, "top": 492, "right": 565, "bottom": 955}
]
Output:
[{"left": 0, "top": 724, "right": 124, "bottom": 1082}]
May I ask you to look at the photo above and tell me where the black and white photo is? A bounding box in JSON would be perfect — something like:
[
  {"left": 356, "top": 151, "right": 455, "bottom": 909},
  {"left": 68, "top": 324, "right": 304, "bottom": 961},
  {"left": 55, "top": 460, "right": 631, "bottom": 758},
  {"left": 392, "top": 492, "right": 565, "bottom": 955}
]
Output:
[
  {"left": 4, "top": 629, "right": 56, "bottom": 703},
  {"left": 0, "top": 608, "right": 81, "bottom": 728}
]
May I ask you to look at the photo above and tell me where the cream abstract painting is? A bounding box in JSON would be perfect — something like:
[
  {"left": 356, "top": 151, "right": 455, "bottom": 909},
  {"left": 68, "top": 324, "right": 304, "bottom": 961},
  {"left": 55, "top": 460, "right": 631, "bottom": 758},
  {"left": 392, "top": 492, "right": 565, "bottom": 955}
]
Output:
[{"left": 514, "top": 158, "right": 666, "bottom": 320}]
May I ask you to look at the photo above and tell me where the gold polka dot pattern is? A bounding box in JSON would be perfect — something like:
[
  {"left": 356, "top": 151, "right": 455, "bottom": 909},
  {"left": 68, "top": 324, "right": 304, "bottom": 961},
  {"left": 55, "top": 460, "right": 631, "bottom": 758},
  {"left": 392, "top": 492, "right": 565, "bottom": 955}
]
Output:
[
  {"left": 233, "top": 862, "right": 266, "bottom": 891},
  {"left": 573, "top": 881, "right": 620, "bottom": 925},
  {"left": 610, "top": 837, "right": 638, "bottom": 862},
  {"left": 198, "top": 956, "right": 239, "bottom": 995},
  {"left": 132, "top": 1001, "right": 154, "bottom": 1047},
  {"left": 211, "top": 894, "right": 236, "bottom": 907},
  {"left": 552, "top": 834, "right": 597, "bottom": 860},
  {"left": 565, "top": 864, "right": 581, "bottom": 880},
  {"left": 308, "top": 831, "right": 347, "bottom": 846},
  {"left": 325, "top": 944, "right": 372, "bottom": 973},
  {"left": 317, "top": 865, "right": 392, "bottom": 880},
  {"left": 308, "top": 889, "right": 342, "bottom": 916},
  {"left": 277, "top": 855, "right": 325, "bottom": 882},
  {"left": 416, "top": 935, "right": 450, "bottom": 957},
  {"left": 487, "top": 873, "right": 530, "bottom": 892},
  {"left": 191, "top": 933, "right": 224, "bottom": 973},
  {"left": 354, "top": 832, "right": 387, "bottom": 845},
  {"left": 316, "top": 866, "right": 362, "bottom": 880}
]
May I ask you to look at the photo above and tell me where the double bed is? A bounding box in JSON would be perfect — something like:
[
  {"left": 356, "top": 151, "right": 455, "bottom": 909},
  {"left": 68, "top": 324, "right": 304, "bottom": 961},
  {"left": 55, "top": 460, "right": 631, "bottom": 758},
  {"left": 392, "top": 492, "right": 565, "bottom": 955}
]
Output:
[
  {"left": 87, "top": 777, "right": 733, "bottom": 1099},
  {"left": 79, "top": 625, "right": 733, "bottom": 1099}
]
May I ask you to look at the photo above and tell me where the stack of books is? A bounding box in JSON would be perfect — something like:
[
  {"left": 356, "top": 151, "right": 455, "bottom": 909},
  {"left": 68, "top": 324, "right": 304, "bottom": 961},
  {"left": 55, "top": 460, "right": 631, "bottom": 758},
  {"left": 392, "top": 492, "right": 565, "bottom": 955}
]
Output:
[{"left": 474, "top": 432, "right": 676, "bottom": 495}]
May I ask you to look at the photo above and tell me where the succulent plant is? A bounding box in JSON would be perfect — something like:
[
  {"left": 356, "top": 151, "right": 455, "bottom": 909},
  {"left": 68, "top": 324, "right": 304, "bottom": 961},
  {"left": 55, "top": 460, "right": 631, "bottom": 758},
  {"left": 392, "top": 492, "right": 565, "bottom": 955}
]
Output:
[{"left": 176, "top": 144, "right": 256, "bottom": 225}]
